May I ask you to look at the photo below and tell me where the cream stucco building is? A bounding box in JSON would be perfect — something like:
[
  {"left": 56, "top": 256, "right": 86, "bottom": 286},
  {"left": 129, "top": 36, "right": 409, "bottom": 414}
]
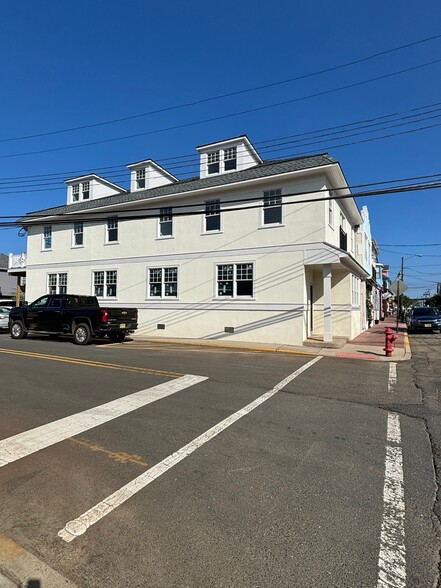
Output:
[{"left": 16, "top": 135, "right": 372, "bottom": 346}]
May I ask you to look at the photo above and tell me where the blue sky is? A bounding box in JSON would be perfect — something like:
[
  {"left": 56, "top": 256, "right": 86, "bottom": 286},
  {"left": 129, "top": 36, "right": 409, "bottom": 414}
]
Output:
[{"left": 1, "top": 0, "right": 440, "bottom": 298}]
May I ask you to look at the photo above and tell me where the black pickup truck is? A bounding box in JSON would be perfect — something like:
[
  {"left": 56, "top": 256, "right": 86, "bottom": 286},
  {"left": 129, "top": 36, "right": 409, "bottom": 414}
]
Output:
[{"left": 8, "top": 294, "right": 138, "bottom": 345}]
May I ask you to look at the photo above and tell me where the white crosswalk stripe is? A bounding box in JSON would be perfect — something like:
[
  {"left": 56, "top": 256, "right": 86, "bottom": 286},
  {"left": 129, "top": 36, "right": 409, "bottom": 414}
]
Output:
[{"left": 0, "top": 374, "right": 207, "bottom": 468}]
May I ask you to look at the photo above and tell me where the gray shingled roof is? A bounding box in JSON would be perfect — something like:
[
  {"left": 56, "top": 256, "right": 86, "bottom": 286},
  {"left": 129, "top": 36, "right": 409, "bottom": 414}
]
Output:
[{"left": 19, "top": 153, "right": 338, "bottom": 222}]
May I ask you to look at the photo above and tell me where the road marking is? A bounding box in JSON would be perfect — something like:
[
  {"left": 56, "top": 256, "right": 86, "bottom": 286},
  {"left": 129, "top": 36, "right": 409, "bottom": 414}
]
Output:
[
  {"left": 58, "top": 356, "right": 322, "bottom": 542},
  {"left": 0, "top": 347, "right": 184, "bottom": 377},
  {"left": 388, "top": 362, "right": 397, "bottom": 394},
  {"left": 377, "top": 407, "right": 406, "bottom": 588},
  {"left": 69, "top": 438, "right": 149, "bottom": 467},
  {"left": 0, "top": 374, "right": 207, "bottom": 468}
]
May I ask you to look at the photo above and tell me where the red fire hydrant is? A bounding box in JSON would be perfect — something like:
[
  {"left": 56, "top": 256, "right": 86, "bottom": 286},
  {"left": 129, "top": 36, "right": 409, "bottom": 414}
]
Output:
[{"left": 384, "top": 327, "right": 397, "bottom": 357}]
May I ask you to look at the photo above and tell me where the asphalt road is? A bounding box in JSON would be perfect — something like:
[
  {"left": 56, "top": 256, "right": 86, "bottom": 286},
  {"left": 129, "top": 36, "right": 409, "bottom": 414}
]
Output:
[{"left": 0, "top": 332, "right": 438, "bottom": 587}]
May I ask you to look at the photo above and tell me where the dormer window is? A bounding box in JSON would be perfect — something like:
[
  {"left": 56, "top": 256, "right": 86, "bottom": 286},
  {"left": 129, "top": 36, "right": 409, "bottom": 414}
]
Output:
[
  {"left": 72, "top": 184, "right": 79, "bottom": 202},
  {"left": 224, "top": 147, "right": 237, "bottom": 171},
  {"left": 136, "top": 169, "right": 146, "bottom": 189},
  {"left": 207, "top": 151, "right": 220, "bottom": 175},
  {"left": 197, "top": 136, "right": 262, "bottom": 179},
  {"left": 82, "top": 182, "right": 90, "bottom": 200}
]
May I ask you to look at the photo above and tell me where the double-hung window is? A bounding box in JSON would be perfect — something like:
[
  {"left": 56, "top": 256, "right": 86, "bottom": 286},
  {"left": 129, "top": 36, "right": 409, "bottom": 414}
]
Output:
[
  {"left": 72, "top": 184, "right": 80, "bottom": 202},
  {"left": 82, "top": 182, "right": 90, "bottom": 200},
  {"left": 148, "top": 267, "right": 178, "bottom": 298},
  {"left": 159, "top": 207, "right": 173, "bottom": 237},
  {"left": 48, "top": 273, "right": 67, "bottom": 294},
  {"left": 262, "top": 189, "right": 282, "bottom": 225},
  {"left": 43, "top": 225, "right": 52, "bottom": 250},
  {"left": 136, "top": 169, "right": 146, "bottom": 189},
  {"left": 328, "top": 193, "right": 334, "bottom": 227},
  {"left": 207, "top": 151, "right": 220, "bottom": 174},
  {"left": 93, "top": 270, "right": 117, "bottom": 298},
  {"left": 351, "top": 275, "right": 360, "bottom": 306},
  {"left": 73, "top": 222, "right": 84, "bottom": 247},
  {"left": 217, "top": 263, "right": 253, "bottom": 298},
  {"left": 205, "top": 199, "right": 221, "bottom": 232},
  {"left": 224, "top": 147, "right": 237, "bottom": 171},
  {"left": 107, "top": 217, "right": 118, "bottom": 243}
]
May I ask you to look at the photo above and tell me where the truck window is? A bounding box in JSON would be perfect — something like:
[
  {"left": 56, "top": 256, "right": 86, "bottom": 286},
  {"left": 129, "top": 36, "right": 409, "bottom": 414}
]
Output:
[
  {"left": 31, "top": 296, "right": 50, "bottom": 308},
  {"left": 49, "top": 297, "right": 63, "bottom": 308}
]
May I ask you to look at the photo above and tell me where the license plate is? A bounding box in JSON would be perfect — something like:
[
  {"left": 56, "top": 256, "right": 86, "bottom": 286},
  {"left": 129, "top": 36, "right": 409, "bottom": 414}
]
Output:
[
  {"left": 424, "top": 323, "right": 431, "bottom": 328},
  {"left": 119, "top": 323, "right": 126, "bottom": 329}
]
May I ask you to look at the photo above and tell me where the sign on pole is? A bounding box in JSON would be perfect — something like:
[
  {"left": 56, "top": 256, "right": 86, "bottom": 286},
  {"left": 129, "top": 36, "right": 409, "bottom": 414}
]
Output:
[{"left": 389, "top": 280, "right": 408, "bottom": 295}]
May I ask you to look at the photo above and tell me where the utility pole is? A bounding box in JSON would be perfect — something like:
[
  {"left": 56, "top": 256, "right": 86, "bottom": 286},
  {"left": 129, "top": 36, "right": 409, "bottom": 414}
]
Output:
[{"left": 396, "top": 256, "right": 405, "bottom": 333}]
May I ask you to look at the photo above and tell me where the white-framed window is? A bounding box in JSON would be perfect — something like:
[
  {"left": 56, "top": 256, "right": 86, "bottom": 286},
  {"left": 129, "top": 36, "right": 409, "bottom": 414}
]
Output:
[
  {"left": 73, "top": 221, "right": 84, "bottom": 247},
  {"left": 351, "top": 275, "right": 360, "bottom": 306},
  {"left": 72, "top": 184, "right": 80, "bottom": 202},
  {"left": 148, "top": 267, "right": 178, "bottom": 298},
  {"left": 224, "top": 147, "right": 237, "bottom": 171},
  {"left": 216, "top": 263, "right": 254, "bottom": 298},
  {"left": 93, "top": 270, "right": 117, "bottom": 298},
  {"left": 204, "top": 199, "right": 221, "bottom": 232},
  {"left": 43, "top": 225, "right": 52, "bottom": 250},
  {"left": 262, "top": 189, "right": 282, "bottom": 225},
  {"left": 328, "top": 193, "right": 334, "bottom": 227},
  {"left": 107, "top": 217, "right": 118, "bottom": 243},
  {"left": 136, "top": 168, "right": 146, "bottom": 189},
  {"left": 82, "top": 181, "right": 90, "bottom": 200},
  {"left": 207, "top": 151, "right": 220, "bottom": 174},
  {"left": 48, "top": 272, "right": 67, "bottom": 295},
  {"left": 158, "top": 207, "right": 173, "bottom": 237}
]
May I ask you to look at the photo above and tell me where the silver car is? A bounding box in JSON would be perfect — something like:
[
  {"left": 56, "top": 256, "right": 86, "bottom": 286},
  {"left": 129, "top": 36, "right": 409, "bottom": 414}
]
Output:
[{"left": 0, "top": 306, "right": 11, "bottom": 330}]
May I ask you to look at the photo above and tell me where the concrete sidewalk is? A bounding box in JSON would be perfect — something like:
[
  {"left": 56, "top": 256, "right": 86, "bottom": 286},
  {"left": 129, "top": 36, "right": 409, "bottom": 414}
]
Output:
[{"left": 132, "top": 314, "right": 410, "bottom": 362}]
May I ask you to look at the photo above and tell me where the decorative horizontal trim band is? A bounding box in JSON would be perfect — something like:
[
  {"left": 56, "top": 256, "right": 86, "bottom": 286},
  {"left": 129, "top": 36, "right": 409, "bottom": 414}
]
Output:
[
  {"left": 24, "top": 241, "right": 358, "bottom": 271},
  {"left": 103, "top": 302, "right": 306, "bottom": 312}
]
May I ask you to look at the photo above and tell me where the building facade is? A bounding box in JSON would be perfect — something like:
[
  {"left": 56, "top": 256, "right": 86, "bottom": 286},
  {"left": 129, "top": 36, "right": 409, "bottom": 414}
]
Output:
[{"left": 17, "top": 135, "right": 371, "bottom": 346}]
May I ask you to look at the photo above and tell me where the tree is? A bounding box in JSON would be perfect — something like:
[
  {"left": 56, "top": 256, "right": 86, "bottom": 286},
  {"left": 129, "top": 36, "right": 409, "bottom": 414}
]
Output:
[{"left": 426, "top": 293, "right": 441, "bottom": 308}]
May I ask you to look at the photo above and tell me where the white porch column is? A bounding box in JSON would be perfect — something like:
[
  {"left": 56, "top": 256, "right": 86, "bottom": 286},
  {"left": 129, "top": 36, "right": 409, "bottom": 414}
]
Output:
[{"left": 323, "top": 264, "right": 332, "bottom": 343}]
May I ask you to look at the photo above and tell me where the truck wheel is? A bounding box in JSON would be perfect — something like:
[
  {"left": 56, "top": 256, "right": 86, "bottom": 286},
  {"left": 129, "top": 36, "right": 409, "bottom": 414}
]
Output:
[
  {"left": 10, "top": 321, "right": 27, "bottom": 340},
  {"left": 109, "top": 332, "right": 125, "bottom": 343},
  {"left": 73, "top": 323, "right": 92, "bottom": 345}
]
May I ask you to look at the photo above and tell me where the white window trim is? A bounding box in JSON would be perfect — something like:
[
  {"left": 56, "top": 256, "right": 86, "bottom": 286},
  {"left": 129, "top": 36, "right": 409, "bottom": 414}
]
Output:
[
  {"left": 105, "top": 217, "right": 119, "bottom": 245},
  {"left": 351, "top": 275, "right": 360, "bottom": 307},
  {"left": 203, "top": 199, "right": 222, "bottom": 234},
  {"left": 206, "top": 147, "right": 238, "bottom": 176},
  {"left": 72, "top": 221, "right": 84, "bottom": 248},
  {"left": 146, "top": 265, "right": 179, "bottom": 299},
  {"left": 157, "top": 208, "right": 174, "bottom": 239},
  {"left": 47, "top": 272, "right": 68, "bottom": 295},
  {"left": 92, "top": 269, "right": 118, "bottom": 299},
  {"left": 42, "top": 225, "right": 52, "bottom": 251},
  {"left": 328, "top": 193, "right": 334, "bottom": 229},
  {"left": 261, "top": 189, "right": 283, "bottom": 228},
  {"left": 214, "top": 262, "right": 255, "bottom": 300}
]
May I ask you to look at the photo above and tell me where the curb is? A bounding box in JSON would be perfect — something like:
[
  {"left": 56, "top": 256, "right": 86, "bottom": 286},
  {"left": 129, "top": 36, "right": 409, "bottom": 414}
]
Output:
[{"left": 0, "top": 533, "right": 76, "bottom": 588}]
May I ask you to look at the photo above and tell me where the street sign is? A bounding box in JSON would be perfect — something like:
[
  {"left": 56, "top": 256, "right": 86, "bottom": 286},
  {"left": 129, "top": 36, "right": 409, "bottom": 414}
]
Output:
[{"left": 389, "top": 280, "right": 408, "bottom": 295}]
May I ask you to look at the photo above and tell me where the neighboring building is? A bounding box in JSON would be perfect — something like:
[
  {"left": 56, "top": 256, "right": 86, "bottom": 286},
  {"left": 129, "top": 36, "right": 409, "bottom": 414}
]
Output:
[
  {"left": 15, "top": 135, "right": 371, "bottom": 346},
  {"left": 0, "top": 253, "right": 17, "bottom": 299}
]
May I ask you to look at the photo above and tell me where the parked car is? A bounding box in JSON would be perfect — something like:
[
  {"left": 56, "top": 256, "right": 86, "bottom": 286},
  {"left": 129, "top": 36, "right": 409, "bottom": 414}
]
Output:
[
  {"left": 0, "top": 306, "right": 11, "bottom": 330},
  {"left": 406, "top": 307, "right": 441, "bottom": 333},
  {"left": 9, "top": 294, "right": 138, "bottom": 345}
]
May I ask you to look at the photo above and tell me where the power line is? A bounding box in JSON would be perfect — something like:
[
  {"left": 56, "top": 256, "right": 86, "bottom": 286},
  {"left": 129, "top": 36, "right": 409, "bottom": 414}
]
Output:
[
  {"left": 2, "top": 33, "right": 441, "bottom": 144},
  {"left": 2, "top": 58, "right": 441, "bottom": 160},
  {"left": 1, "top": 179, "right": 440, "bottom": 228},
  {"left": 378, "top": 243, "right": 441, "bottom": 247},
  {"left": 1, "top": 99, "right": 441, "bottom": 184}
]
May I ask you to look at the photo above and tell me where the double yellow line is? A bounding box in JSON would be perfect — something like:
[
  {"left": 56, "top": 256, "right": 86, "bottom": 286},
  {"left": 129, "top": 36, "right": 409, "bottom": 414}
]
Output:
[{"left": 0, "top": 347, "right": 183, "bottom": 378}]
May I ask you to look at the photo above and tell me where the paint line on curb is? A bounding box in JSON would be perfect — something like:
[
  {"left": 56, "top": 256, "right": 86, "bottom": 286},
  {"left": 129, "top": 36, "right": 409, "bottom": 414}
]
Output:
[{"left": 0, "top": 532, "right": 77, "bottom": 587}]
